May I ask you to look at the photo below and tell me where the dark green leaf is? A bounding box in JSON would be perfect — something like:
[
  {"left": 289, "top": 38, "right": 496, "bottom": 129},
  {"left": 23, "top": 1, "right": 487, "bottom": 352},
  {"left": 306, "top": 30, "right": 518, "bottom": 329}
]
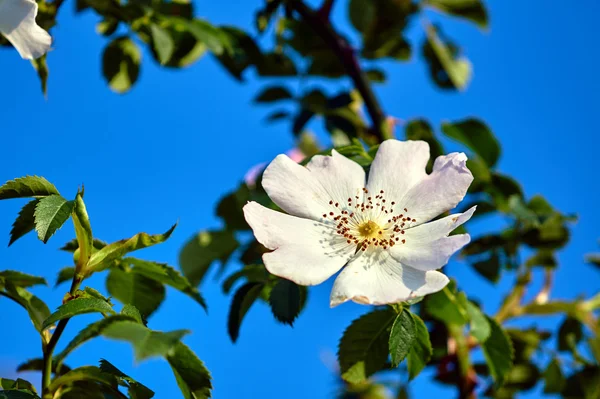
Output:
[
  {"left": 42, "top": 297, "right": 115, "bottom": 330},
  {"left": 427, "top": 0, "right": 488, "bottom": 29},
  {"left": 338, "top": 308, "right": 396, "bottom": 384},
  {"left": 228, "top": 282, "right": 264, "bottom": 342},
  {"left": 562, "top": 366, "right": 600, "bottom": 399},
  {"left": 167, "top": 342, "right": 212, "bottom": 399},
  {"left": 47, "top": 366, "right": 118, "bottom": 396},
  {"left": 481, "top": 316, "right": 514, "bottom": 385},
  {"left": 365, "top": 69, "right": 386, "bottom": 83},
  {"left": 33, "top": 195, "right": 74, "bottom": 243},
  {"left": 525, "top": 250, "right": 557, "bottom": 268},
  {"left": 8, "top": 199, "right": 38, "bottom": 246},
  {"left": 106, "top": 267, "right": 166, "bottom": 318},
  {"left": 55, "top": 267, "right": 75, "bottom": 287},
  {"left": 441, "top": 118, "right": 500, "bottom": 167},
  {"left": 103, "top": 36, "right": 141, "bottom": 94},
  {"left": 179, "top": 229, "right": 238, "bottom": 286},
  {"left": 558, "top": 317, "right": 583, "bottom": 352},
  {"left": 466, "top": 301, "right": 491, "bottom": 343},
  {"left": 99, "top": 359, "right": 154, "bottom": 399},
  {"left": 268, "top": 279, "right": 304, "bottom": 326},
  {"left": 543, "top": 358, "right": 565, "bottom": 393},
  {"left": 87, "top": 224, "right": 176, "bottom": 273},
  {"left": 17, "top": 358, "right": 71, "bottom": 376},
  {"left": 472, "top": 252, "right": 501, "bottom": 283},
  {"left": 0, "top": 176, "right": 59, "bottom": 200},
  {"left": 222, "top": 264, "right": 269, "bottom": 294},
  {"left": 254, "top": 86, "right": 293, "bottom": 103},
  {"left": 389, "top": 309, "right": 416, "bottom": 367},
  {"left": 216, "top": 184, "right": 250, "bottom": 230},
  {"left": 256, "top": 52, "right": 297, "bottom": 77},
  {"left": 0, "top": 390, "right": 39, "bottom": 398},
  {"left": 150, "top": 24, "right": 175, "bottom": 65},
  {"left": 423, "top": 25, "right": 471, "bottom": 91},
  {"left": 0, "top": 282, "right": 50, "bottom": 333},
  {"left": 60, "top": 238, "right": 107, "bottom": 253},
  {"left": 0, "top": 270, "right": 46, "bottom": 288},
  {"left": 407, "top": 312, "right": 432, "bottom": 380},
  {"left": 348, "top": 0, "right": 375, "bottom": 32}
]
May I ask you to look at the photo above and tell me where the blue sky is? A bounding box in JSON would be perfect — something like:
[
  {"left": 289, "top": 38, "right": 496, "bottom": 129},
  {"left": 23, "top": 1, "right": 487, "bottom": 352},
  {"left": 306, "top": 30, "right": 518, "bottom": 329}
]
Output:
[{"left": 1, "top": 1, "right": 599, "bottom": 398}]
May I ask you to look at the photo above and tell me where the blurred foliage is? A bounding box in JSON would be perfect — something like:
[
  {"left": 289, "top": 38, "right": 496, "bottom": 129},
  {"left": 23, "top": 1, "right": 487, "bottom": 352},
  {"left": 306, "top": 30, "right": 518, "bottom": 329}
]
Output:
[{"left": 1, "top": 1, "right": 599, "bottom": 399}]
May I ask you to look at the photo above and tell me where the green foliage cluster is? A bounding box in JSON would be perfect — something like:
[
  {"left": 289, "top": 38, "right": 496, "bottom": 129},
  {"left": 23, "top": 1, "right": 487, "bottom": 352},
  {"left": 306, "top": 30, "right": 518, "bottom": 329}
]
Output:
[{"left": 2, "top": 0, "right": 599, "bottom": 399}]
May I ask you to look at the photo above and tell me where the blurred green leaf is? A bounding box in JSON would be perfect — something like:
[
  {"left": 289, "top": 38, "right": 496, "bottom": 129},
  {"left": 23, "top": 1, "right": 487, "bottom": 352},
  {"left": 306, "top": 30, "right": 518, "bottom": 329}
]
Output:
[
  {"left": 0, "top": 270, "right": 46, "bottom": 288},
  {"left": 441, "top": 118, "right": 500, "bottom": 166},
  {"left": 349, "top": 0, "right": 375, "bottom": 33},
  {"left": 222, "top": 264, "right": 269, "bottom": 294},
  {"left": 99, "top": 359, "right": 154, "bottom": 399},
  {"left": 102, "top": 36, "right": 141, "bottom": 94},
  {"left": 150, "top": 24, "right": 175, "bottom": 65},
  {"left": 0, "top": 176, "right": 59, "bottom": 200},
  {"left": 55, "top": 267, "right": 75, "bottom": 287},
  {"left": 472, "top": 252, "right": 501, "bottom": 283},
  {"left": 466, "top": 301, "right": 491, "bottom": 342},
  {"left": 525, "top": 250, "right": 557, "bottom": 268},
  {"left": 427, "top": 0, "right": 488, "bottom": 29},
  {"left": 254, "top": 86, "right": 293, "bottom": 103},
  {"left": 106, "top": 267, "right": 166, "bottom": 318},
  {"left": 17, "top": 358, "right": 71, "bottom": 376},
  {"left": 167, "top": 342, "right": 212, "bottom": 399},
  {"left": 268, "top": 279, "right": 305, "bottom": 326},
  {"left": 481, "top": 316, "right": 514, "bottom": 385},
  {"left": 0, "top": 282, "right": 50, "bottom": 334},
  {"left": 425, "top": 285, "right": 468, "bottom": 325},
  {"left": 338, "top": 308, "right": 396, "bottom": 384},
  {"left": 255, "top": 0, "right": 282, "bottom": 33},
  {"left": 558, "top": 317, "right": 583, "bottom": 352},
  {"left": 423, "top": 25, "right": 471, "bottom": 90},
  {"left": 228, "top": 282, "right": 264, "bottom": 342},
  {"left": 47, "top": 366, "right": 118, "bottom": 396},
  {"left": 543, "top": 358, "right": 565, "bottom": 393}
]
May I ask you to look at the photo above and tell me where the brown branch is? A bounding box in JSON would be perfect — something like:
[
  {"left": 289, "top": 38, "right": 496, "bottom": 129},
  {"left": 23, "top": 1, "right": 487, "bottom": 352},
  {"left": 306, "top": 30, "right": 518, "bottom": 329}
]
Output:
[{"left": 286, "top": 0, "right": 391, "bottom": 142}]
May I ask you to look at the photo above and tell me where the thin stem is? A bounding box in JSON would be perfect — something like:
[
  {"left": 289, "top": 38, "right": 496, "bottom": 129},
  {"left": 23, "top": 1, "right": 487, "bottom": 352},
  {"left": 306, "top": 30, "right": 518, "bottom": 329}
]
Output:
[
  {"left": 286, "top": 0, "right": 391, "bottom": 142},
  {"left": 41, "top": 274, "right": 83, "bottom": 397}
]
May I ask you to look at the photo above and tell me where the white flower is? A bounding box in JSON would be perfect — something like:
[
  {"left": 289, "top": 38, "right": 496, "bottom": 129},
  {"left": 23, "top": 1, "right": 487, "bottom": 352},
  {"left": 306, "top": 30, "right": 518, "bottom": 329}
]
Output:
[
  {"left": 0, "top": 0, "right": 51, "bottom": 59},
  {"left": 243, "top": 139, "right": 475, "bottom": 307}
]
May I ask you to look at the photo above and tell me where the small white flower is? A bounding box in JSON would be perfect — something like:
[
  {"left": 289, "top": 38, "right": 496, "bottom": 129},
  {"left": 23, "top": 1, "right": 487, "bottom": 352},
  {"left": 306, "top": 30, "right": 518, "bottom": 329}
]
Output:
[
  {"left": 0, "top": 0, "right": 51, "bottom": 59},
  {"left": 243, "top": 140, "right": 475, "bottom": 307}
]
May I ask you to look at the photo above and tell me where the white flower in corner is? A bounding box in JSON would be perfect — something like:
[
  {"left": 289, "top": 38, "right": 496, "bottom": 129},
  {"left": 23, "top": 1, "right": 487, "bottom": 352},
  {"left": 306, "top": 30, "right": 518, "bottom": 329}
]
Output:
[
  {"left": 0, "top": 0, "right": 51, "bottom": 59},
  {"left": 243, "top": 140, "right": 475, "bottom": 307}
]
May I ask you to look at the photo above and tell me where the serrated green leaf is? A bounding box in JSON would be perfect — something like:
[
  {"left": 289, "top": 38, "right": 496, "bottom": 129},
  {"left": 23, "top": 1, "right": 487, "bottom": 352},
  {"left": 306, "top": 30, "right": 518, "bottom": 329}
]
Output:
[
  {"left": 33, "top": 195, "right": 74, "bottom": 243},
  {"left": 72, "top": 191, "right": 93, "bottom": 269},
  {"left": 425, "top": 286, "right": 469, "bottom": 325},
  {"left": 55, "top": 267, "right": 75, "bottom": 287},
  {"left": 427, "top": 0, "right": 488, "bottom": 29},
  {"left": 268, "top": 279, "right": 304, "bottom": 326},
  {"left": 0, "top": 176, "right": 59, "bottom": 200},
  {"left": 466, "top": 301, "right": 491, "bottom": 343},
  {"left": 0, "top": 282, "right": 50, "bottom": 334},
  {"left": 150, "top": 24, "right": 175, "bottom": 65},
  {"left": 228, "top": 282, "right": 264, "bottom": 342},
  {"left": 55, "top": 314, "right": 139, "bottom": 364},
  {"left": 0, "top": 270, "right": 46, "bottom": 288},
  {"left": 87, "top": 224, "right": 176, "bottom": 273},
  {"left": 47, "top": 366, "right": 118, "bottom": 396},
  {"left": 179, "top": 229, "right": 239, "bottom": 286},
  {"left": 121, "top": 258, "right": 207, "bottom": 311},
  {"left": 407, "top": 312, "right": 432, "bottom": 380},
  {"left": 106, "top": 267, "right": 166, "bottom": 318},
  {"left": 103, "top": 36, "right": 141, "bottom": 94},
  {"left": 121, "top": 303, "right": 144, "bottom": 324},
  {"left": 102, "top": 320, "right": 188, "bottom": 361},
  {"left": 42, "top": 297, "right": 115, "bottom": 330},
  {"left": 543, "top": 358, "right": 565, "bottom": 393},
  {"left": 8, "top": 199, "right": 38, "bottom": 246},
  {"left": 99, "top": 359, "right": 154, "bottom": 399},
  {"left": 441, "top": 118, "right": 500, "bottom": 167},
  {"left": 167, "top": 342, "right": 212, "bottom": 399},
  {"left": 481, "top": 316, "right": 514, "bottom": 385},
  {"left": 389, "top": 309, "right": 416, "bottom": 367},
  {"left": 338, "top": 308, "right": 396, "bottom": 384}
]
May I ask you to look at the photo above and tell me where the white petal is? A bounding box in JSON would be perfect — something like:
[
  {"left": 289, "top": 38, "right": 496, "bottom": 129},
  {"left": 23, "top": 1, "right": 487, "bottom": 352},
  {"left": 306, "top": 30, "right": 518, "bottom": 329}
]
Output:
[
  {"left": 262, "top": 151, "right": 365, "bottom": 221},
  {"left": 0, "top": 0, "right": 51, "bottom": 60},
  {"left": 329, "top": 248, "right": 449, "bottom": 307},
  {"left": 243, "top": 201, "right": 354, "bottom": 286},
  {"left": 389, "top": 206, "right": 475, "bottom": 271},
  {"left": 366, "top": 140, "right": 429, "bottom": 204},
  {"left": 399, "top": 152, "right": 473, "bottom": 224}
]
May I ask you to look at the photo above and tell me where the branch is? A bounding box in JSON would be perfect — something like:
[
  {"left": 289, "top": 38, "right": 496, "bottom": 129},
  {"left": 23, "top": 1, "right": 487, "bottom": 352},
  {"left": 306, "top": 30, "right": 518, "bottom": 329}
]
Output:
[{"left": 286, "top": 0, "right": 391, "bottom": 142}]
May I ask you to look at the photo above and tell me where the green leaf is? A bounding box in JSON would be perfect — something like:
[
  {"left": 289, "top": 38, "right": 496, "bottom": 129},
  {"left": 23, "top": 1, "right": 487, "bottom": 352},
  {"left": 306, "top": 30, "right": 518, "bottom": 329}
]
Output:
[
  {"left": 388, "top": 309, "right": 416, "bottom": 367},
  {"left": 557, "top": 317, "right": 583, "bottom": 352},
  {"left": 222, "top": 264, "right": 269, "bottom": 294},
  {"left": 72, "top": 191, "right": 93, "bottom": 269},
  {"left": 404, "top": 119, "right": 443, "bottom": 172},
  {"left": 427, "top": 0, "right": 488, "bottom": 29},
  {"left": 42, "top": 296, "right": 115, "bottom": 330},
  {"left": 0, "top": 282, "right": 50, "bottom": 334},
  {"left": 8, "top": 199, "right": 38, "bottom": 246},
  {"left": 268, "top": 279, "right": 304, "bottom": 326},
  {"left": 31, "top": 54, "right": 49, "bottom": 96},
  {"left": 338, "top": 308, "right": 396, "bottom": 384},
  {"left": 121, "top": 258, "right": 207, "bottom": 311},
  {"left": 99, "top": 359, "right": 154, "bottom": 399},
  {"left": 60, "top": 238, "right": 107, "bottom": 253},
  {"left": 543, "top": 358, "right": 565, "bottom": 393},
  {"left": 562, "top": 366, "right": 600, "bottom": 399},
  {"left": 228, "top": 282, "right": 264, "bottom": 342},
  {"left": 102, "top": 320, "right": 189, "bottom": 361},
  {"left": 167, "top": 342, "right": 212, "bottom": 399},
  {"left": 179, "top": 229, "right": 239, "bottom": 286},
  {"left": 0, "top": 270, "right": 46, "bottom": 288},
  {"left": 55, "top": 314, "right": 140, "bottom": 364},
  {"left": 121, "top": 304, "right": 144, "bottom": 324},
  {"left": 481, "top": 316, "right": 514, "bottom": 385},
  {"left": 472, "top": 252, "right": 501, "bottom": 283},
  {"left": 55, "top": 267, "right": 75, "bottom": 287},
  {"left": 106, "top": 267, "right": 166, "bottom": 318},
  {"left": 0, "top": 377, "right": 37, "bottom": 393},
  {"left": 424, "top": 25, "right": 471, "bottom": 91},
  {"left": 87, "top": 224, "right": 176, "bottom": 273},
  {"left": 150, "top": 24, "right": 175, "bottom": 65},
  {"left": 441, "top": 118, "right": 500, "bottom": 167},
  {"left": 348, "top": 0, "right": 375, "bottom": 33},
  {"left": 525, "top": 250, "right": 557, "bottom": 268},
  {"left": 0, "top": 176, "right": 59, "bottom": 200},
  {"left": 0, "top": 390, "right": 39, "bottom": 399},
  {"left": 17, "top": 358, "right": 71, "bottom": 376},
  {"left": 406, "top": 312, "right": 432, "bottom": 380},
  {"left": 33, "top": 195, "right": 74, "bottom": 243},
  {"left": 254, "top": 86, "right": 293, "bottom": 103},
  {"left": 424, "top": 286, "right": 469, "bottom": 325},
  {"left": 216, "top": 184, "right": 250, "bottom": 230},
  {"left": 47, "top": 366, "right": 118, "bottom": 396},
  {"left": 182, "top": 18, "right": 231, "bottom": 55},
  {"left": 102, "top": 36, "right": 141, "bottom": 94},
  {"left": 466, "top": 301, "right": 491, "bottom": 343}
]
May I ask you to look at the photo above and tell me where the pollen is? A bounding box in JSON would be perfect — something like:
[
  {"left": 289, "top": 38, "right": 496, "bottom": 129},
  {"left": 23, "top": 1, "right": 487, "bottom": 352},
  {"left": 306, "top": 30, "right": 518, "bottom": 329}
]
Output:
[{"left": 358, "top": 220, "right": 380, "bottom": 239}]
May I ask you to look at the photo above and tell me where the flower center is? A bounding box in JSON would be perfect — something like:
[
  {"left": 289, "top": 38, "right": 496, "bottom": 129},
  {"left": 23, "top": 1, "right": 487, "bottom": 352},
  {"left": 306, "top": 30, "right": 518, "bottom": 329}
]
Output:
[{"left": 321, "top": 187, "right": 418, "bottom": 252}]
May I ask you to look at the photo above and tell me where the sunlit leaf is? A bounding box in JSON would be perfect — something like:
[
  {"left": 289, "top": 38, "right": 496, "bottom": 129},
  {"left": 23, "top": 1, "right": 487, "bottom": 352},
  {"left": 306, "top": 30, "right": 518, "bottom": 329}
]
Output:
[
  {"left": 103, "top": 36, "right": 141, "bottom": 94},
  {"left": 8, "top": 199, "right": 38, "bottom": 246},
  {"left": 42, "top": 296, "right": 115, "bottom": 330},
  {"left": 34, "top": 195, "right": 74, "bottom": 243},
  {"left": 0, "top": 176, "right": 59, "bottom": 200},
  {"left": 389, "top": 309, "right": 416, "bottom": 367}
]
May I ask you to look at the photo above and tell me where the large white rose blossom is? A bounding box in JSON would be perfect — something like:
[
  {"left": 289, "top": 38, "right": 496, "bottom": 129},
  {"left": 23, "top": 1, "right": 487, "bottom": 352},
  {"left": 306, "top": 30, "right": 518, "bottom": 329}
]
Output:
[
  {"left": 243, "top": 139, "right": 475, "bottom": 307},
  {"left": 0, "top": 0, "right": 51, "bottom": 59}
]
